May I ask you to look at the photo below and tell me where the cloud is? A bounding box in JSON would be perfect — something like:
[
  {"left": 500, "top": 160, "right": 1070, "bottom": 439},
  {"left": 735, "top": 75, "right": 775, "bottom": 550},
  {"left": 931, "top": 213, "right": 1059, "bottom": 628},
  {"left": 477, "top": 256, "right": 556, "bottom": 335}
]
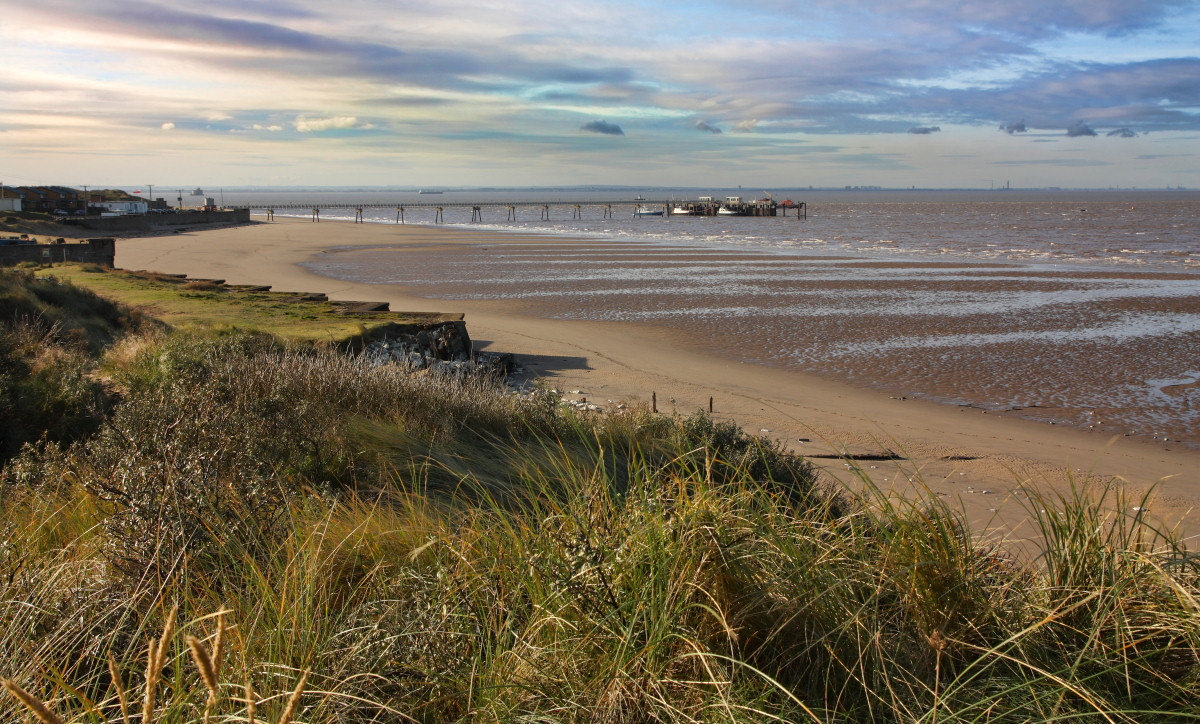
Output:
[
  {"left": 695, "top": 120, "right": 723, "bottom": 134},
  {"left": 733, "top": 119, "right": 759, "bottom": 133},
  {"left": 1107, "top": 127, "right": 1137, "bottom": 137},
  {"left": 1000, "top": 120, "right": 1027, "bottom": 134},
  {"left": 1066, "top": 121, "right": 1097, "bottom": 137},
  {"left": 580, "top": 120, "right": 624, "bottom": 135},
  {"left": 252, "top": 124, "right": 284, "bottom": 132},
  {"left": 160, "top": 122, "right": 175, "bottom": 130},
  {"left": 294, "top": 115, "right": 359, "bottom": 132},
  {"left": 907, "top": 126, "right": 941, "bottom": 134},
  {"left": 799, "top": 0, "right": 1193, "bottom": 40}
]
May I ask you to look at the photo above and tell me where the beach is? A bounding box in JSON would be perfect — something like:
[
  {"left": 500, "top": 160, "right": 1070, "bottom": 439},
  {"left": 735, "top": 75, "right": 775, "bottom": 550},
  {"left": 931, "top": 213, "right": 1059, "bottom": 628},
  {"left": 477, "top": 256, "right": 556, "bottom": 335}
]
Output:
[{"left": 114, "top": 215, "right": 1200, "bottom": 545}]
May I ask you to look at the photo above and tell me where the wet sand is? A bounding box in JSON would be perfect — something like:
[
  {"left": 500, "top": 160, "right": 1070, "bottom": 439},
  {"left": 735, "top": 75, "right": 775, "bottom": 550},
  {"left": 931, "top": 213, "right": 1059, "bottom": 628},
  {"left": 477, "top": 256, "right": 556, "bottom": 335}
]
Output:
[{"left": 114, "top": 216, "right": 1200, "bottom": 547}]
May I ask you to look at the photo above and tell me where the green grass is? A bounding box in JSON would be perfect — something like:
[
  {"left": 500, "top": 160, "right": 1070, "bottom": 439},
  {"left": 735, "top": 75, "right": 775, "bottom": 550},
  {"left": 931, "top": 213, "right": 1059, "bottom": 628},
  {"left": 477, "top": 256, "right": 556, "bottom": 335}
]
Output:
[
  {"left": 40, "top": 264, "right": 449, "bottom": 342},
  {"left": 1, "top": 268, "right": 1198, "bottom": 722}
]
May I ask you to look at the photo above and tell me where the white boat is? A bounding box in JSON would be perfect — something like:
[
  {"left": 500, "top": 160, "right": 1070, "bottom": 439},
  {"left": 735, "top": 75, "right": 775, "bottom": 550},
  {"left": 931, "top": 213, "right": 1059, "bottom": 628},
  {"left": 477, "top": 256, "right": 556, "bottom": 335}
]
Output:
[
  {"left": 719, "top": 196, "right": 746, "bottom": 216},
  {"left": 672, "top": 206, "right": 695, "bottom": 215},
  {"left": 417, "top": 189, "right": 443, "bottom": 194},
  {"left": 633, "top": 204, "right": 663, "bottom": 216}
]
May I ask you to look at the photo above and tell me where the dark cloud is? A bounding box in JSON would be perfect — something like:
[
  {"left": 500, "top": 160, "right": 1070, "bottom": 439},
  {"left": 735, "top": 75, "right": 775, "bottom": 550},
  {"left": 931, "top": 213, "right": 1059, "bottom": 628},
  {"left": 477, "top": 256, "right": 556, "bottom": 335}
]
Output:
[
  {"left": 1066, "top": 121, "right": 1097, "bottom": 137},
  {"left": 992, "top": 158, "right": 1111, "bottom": 166},
  {"left": 1107, "top": 127, "right": 1137, "bottom": 138},
  {"left": 581, "top": 120, "right": 624, "bottom": 136},
  {"left": 797, "top": 0, "right": 1192, "bottom": 40},
  {"left": 1001, "top": 120, "right": 1028, "bottom": 134},
  {"left": 695, "top": 120, "right": 723, "bottom": 134},
  {"left": 907, "top": 126, "right": 941, "bottom": 134}
]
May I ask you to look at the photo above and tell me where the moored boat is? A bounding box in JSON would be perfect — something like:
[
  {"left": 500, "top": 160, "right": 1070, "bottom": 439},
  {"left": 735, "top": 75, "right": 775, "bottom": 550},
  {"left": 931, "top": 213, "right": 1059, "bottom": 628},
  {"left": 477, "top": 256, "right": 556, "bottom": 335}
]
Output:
[{"left": 634, "top": 204, "right": 664, "bottom": 216}]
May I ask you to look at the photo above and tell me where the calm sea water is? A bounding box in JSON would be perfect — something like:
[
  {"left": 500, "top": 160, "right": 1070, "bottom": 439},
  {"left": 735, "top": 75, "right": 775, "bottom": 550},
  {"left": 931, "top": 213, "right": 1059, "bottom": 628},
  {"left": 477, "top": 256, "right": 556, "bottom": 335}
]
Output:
[{"left": 240, "top": 188, "right": 1200, "bottom": 448}]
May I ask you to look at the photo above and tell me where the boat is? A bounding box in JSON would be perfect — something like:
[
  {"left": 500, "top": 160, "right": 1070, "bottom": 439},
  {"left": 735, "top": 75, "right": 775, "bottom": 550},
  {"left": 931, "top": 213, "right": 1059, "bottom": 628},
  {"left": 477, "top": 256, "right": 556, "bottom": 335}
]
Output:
[
  {"left": 417, "top": 190, "right": 443, "bottom": 195},
  {"left": 718, "top": 195, "right": 746, "bottom": 216},
  {"left": 190, "top": 188, "right": 204, "bottom": 196},
  {"left": 633, "top": 204, "right": 663, "bottom": 217},
  {"left": 671, "top": 207, "right": 694, "bottom": 216}
]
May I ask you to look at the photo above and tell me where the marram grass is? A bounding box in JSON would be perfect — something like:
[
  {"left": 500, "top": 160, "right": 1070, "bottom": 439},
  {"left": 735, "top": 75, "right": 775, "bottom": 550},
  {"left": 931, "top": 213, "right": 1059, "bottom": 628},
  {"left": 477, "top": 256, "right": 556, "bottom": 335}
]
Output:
[{"left": 1, "top": 298, "right": 1198, "bottom": 721}]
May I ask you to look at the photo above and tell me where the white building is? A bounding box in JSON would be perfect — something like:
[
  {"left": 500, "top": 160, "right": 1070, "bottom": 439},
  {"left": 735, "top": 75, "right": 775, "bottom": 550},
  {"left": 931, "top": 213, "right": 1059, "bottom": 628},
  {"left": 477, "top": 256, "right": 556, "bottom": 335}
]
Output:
[{"left": 90, "top": 200, "right": 148, "bottom": 215}]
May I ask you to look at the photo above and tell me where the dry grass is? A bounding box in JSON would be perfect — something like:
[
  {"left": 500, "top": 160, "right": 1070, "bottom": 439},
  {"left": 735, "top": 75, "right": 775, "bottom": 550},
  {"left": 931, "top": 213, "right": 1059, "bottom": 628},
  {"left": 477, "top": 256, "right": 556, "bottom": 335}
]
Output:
[{"left": 1, "top": 289, "right": 1198, "bottom": 722}]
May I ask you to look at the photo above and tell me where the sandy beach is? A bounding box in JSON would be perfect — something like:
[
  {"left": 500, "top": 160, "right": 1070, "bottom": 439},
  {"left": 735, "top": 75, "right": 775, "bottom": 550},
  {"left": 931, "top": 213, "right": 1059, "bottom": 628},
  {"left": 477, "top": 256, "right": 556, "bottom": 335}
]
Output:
[{"left": 113, "top": 216, "right": 1200, "bottom": 545}]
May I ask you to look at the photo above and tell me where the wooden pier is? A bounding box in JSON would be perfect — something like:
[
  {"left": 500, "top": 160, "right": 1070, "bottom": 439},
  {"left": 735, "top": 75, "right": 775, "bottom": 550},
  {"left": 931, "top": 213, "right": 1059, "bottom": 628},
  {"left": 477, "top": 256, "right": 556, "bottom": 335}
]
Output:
[{"left": 232, "top": 198, "right": 806, "bottom": 222}]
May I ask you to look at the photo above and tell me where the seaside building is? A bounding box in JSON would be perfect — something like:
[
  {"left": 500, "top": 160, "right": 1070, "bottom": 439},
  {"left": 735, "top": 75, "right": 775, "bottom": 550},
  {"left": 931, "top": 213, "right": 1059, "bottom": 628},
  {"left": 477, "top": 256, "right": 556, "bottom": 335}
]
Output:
[
  {"left": 4, "top": 186, "right": 85, "bottom": 213},
  {"left": 90, "top": 199, "right": 149, "bottom": 215},
  {"left": 0, "top": 187, "right": 22, "bottom": 212}
]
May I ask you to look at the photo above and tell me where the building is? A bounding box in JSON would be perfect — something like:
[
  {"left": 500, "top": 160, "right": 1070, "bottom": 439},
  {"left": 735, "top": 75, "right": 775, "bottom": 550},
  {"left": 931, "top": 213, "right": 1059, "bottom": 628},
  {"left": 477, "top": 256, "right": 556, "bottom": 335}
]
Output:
[
  {"left": 0, "top": 187, "right": 21, "bottom": 212},
  {"left": 90, "top": 200, "right": 149, "bottom": 215},
  {"left": 5, "top": 186, "right": 85, "bottom": 213}
]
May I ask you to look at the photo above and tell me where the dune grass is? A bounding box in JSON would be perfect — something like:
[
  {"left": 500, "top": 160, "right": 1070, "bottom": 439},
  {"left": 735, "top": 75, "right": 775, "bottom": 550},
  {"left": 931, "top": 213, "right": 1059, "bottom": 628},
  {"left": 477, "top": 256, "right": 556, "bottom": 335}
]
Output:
[{"left": 1, "top": 271, "right": 1198, "bottom": 722}]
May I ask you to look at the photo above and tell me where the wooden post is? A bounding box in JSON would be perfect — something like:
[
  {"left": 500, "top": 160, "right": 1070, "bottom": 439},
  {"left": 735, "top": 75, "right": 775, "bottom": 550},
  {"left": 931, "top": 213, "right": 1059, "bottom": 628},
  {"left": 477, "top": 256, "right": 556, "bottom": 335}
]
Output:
[
  {"left": 396, "top": 206, "right": 405, "bottom": 223},
  {"left": 652, "top": 391, "right": 657, "bottom": 413},
  {"left": 435, "top": 207, "right": 444, "bottom": 223},
  {"left": 709, "top": 396, "right": 713, "bottom": 413},
  {"left": 471, "top": 206, "right": 482, "bottom": 222}
]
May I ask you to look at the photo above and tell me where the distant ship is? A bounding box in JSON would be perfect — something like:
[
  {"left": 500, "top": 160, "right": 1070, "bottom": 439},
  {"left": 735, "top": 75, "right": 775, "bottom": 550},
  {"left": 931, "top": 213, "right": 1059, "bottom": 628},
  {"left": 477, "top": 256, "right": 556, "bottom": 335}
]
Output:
[
  {"left": 417, "top": 189, "right": 443, "bottom": 194},
  {"left": 190, "top": 188, "right": 204, "bottom": 196}
]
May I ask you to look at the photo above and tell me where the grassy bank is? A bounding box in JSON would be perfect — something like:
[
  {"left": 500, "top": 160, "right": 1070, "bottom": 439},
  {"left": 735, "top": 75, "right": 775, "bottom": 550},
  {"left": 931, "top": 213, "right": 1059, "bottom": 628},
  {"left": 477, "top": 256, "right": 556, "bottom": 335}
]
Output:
[
  {"left": 40, "top": 264, "right": 455, "bottom": 342},
  {"left": 1, "top": 266, "right": 1198, "bottom": 722}
]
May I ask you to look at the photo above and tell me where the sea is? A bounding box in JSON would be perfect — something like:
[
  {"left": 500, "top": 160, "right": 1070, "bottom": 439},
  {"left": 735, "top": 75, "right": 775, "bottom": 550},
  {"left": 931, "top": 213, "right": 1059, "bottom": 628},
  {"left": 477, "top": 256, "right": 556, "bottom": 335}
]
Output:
[{"left": 222, "top": 188, "right": 1200, "bottom": 449}]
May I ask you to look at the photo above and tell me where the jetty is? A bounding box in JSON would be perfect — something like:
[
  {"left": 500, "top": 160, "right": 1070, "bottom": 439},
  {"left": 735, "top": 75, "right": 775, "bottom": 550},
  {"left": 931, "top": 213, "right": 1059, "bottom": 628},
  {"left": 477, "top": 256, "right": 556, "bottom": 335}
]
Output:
[{"left": 233, "top": 198, "right": 807, "bottom": 223}]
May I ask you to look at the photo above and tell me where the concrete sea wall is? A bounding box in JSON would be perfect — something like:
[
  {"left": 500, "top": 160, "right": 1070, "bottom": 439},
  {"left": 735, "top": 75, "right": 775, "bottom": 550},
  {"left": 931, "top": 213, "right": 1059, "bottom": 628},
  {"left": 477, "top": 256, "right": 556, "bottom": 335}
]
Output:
[
  {"left": 66, "top": 209, "right": 250, "bottom": 233},
  {"left": 0, "top": 238, "right": 116, "bottom": 267}
]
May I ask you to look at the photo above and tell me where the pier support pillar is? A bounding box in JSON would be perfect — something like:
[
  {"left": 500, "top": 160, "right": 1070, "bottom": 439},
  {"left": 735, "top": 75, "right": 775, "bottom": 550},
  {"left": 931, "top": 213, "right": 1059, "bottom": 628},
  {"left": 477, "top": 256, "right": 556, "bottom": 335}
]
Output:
[
  {"left": 471, "top": 206, "right": 482, "bottom": 222},
  {"left": 311, "top": 208, "right": 320, "bottom": 222},
  {"left": 541, "top": 205, "right": 550, "bottom": 221},
  {"left": 396, "top": 206, "right": 405, "bottom": 224},
  {"left": 435, "top": 207, "right": 444, "bottom": 223}
]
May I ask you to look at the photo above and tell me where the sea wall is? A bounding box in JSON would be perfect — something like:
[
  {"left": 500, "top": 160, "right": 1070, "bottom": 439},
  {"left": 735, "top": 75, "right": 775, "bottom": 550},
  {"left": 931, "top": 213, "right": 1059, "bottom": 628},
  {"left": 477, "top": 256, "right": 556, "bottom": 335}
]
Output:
[
  {"left": 0, "top": 238, "right": 116, "bottom": 267},
  {"left": 66, "top": 209, "right": 250, "bottom": 233}
]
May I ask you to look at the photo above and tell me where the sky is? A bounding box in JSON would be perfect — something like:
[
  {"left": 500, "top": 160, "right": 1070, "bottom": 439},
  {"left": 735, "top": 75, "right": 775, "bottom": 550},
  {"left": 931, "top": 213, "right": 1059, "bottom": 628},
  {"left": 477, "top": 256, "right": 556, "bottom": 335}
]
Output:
[{"left": 1, "top": 0, "right": 1198, "bottom": 189}]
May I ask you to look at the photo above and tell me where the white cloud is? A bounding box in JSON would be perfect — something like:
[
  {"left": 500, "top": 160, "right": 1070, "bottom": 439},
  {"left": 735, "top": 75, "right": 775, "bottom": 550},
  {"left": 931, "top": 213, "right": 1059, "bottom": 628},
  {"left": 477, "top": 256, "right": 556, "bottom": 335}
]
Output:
[
  {"left": 252, "top": 123, "right": 284, "bottom": 132},
  {"left": 160, "top": 122, "right": 175, "bottom": 130},
  {"left": 733, "top": 119, "right": 758, "bottom": 132},
  {"left": 294, "top": 115, "right": 359, "bottom": 132}
]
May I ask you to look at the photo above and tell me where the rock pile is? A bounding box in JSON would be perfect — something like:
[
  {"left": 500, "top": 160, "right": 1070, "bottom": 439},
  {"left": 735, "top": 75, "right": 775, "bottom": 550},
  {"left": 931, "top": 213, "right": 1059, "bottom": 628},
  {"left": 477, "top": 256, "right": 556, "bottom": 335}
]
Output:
[{"left": 361, "top": 320, "right": 515, "bottom": 377}]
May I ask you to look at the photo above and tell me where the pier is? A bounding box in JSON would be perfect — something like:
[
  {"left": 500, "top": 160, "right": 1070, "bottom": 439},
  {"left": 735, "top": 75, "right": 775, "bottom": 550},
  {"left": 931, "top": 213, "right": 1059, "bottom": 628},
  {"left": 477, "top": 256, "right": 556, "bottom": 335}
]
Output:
[{"left": 231, "top": 198, "right": 807, "bottom": 222}]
